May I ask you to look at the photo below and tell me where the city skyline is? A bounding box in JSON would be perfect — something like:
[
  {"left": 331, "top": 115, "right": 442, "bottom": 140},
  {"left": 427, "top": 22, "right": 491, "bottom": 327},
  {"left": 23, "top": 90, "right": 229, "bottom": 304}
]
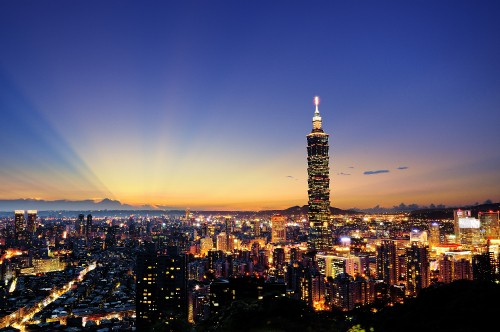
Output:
[{"left": 1, "top": 1, "right": 499, "bottom": 210}]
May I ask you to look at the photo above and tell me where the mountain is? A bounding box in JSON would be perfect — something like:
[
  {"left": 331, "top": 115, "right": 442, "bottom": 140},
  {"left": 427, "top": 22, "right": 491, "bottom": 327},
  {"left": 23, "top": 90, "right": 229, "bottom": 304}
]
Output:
[
  {"left": 281, "top": 205, "right": 362, "bottom": 216},
  {"left": 409, "top": 202, "right": 500, "bottom": 219},
  {"left": 0, "top": 199, "right": 362, "bottom": 217},
  {"left": 0, "top": 198, "right": 160, "bottom": 212}
]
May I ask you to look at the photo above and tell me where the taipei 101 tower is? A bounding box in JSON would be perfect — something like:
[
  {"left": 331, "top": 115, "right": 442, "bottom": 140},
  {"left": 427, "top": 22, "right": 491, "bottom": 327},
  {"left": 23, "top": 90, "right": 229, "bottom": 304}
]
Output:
[{"left": 307, "top": 96, "right": 331, "bottom": 252}]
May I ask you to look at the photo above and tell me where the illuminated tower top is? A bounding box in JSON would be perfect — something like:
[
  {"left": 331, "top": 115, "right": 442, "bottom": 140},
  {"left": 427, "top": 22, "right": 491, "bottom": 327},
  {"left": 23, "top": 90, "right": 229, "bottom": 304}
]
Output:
[{"left": 312, "top": 96, "right": 323, "bottom": 131}]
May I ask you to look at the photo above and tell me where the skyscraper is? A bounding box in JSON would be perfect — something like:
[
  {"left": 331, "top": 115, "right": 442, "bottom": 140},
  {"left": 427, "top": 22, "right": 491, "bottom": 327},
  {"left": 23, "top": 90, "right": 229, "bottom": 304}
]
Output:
[
  {"left": 479, "top": 211, "right": 500, "bottom": 240},
  {"left": 76, "top": 214, "right": 85, "bottom": 236},
  {"left": 26, "top": 210, "right": 37, "bottom": 235},
  {"left": 307, "top": 96, "right": 331, "bottom": 251},
  {"left": 86, "top": 214, "right": 93, "bottom": 239},
  {"left": 405, "top": 242, "right": 430, "bottom": 296},
  {"left": 376, "top": 240, "right": 398, "bottom": 286},
  {"left": 136, "top": 244, "right": 187, "bottom": 330},
  {"left": 14, "top": 210, "right": 25, "bottom": 242},
  {"left": 271, "top": 214, "right": 287, "bottom": 244}
]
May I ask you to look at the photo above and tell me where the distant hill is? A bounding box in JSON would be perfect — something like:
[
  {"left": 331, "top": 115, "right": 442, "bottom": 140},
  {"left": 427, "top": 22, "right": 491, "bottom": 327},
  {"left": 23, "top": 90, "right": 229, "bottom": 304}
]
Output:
[
  {"left": 0, "top": 199, "right": 361, "bottom": 217},
  {"left": 280, "top": 205, "right": 362, "bottom": 216},
  {"left": 409, "top": 202, "right": 500, "bottom": 219},
  {"left": 0, "top": 198, "right": 162, "bottom": 212},
  {"left": 1, "top": 198, "right": 495, "bottom": 219}
]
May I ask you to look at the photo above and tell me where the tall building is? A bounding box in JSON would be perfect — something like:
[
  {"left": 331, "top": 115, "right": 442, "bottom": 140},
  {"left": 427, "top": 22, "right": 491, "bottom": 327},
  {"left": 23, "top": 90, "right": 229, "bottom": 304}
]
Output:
[
  {"left": 200, "top": 237, "right": 214, "bottom": 256},
  {"left": 216, "top": 232, "right": 235, "bottom": 253},
  {"left": 253, "top": 219, "right": 261, "bottom": 237},
  {"left": 405, "top": 242, "right": 430, "bottom": 296},
  {"left": 429, "top": 222, "right": 440, "bottom": 247},
  {"left": 76, "top": 214, "right": 86, "bottom": 236},
  {"left": 307, "top": 96, "right": 331, "bottom": 251},
  {"left": 26, "top": 210, "right": 37, "bottom": 235},
  {"left": 376, "top": 240, "right": 398, "bottom": 286},
  {"left": 479, "top": 211, "right": 500, "bottom": 240},
  {"left": 271, "top": 214, "right": 287, "bottom": 244},
  {"left": 136, "top": 245, "right": 187, "bottom": 330},
  {"left": 272, "top": 247, "right": 286, "bottom": 275},
  {"left": 14, "top": 210, "right": 25, "bottom": 242},
  {"left": 86, "top": 214, "right": 93, "bottom": 239},
  {"left": 453, "top": 209, "right": 471, "bottom": 243}
]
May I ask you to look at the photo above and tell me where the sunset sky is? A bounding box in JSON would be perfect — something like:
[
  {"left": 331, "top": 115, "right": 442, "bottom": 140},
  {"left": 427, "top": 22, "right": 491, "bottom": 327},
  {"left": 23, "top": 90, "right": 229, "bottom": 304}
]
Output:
[{"left": 0, "top": 1, "right": 499, "bottom": 210}]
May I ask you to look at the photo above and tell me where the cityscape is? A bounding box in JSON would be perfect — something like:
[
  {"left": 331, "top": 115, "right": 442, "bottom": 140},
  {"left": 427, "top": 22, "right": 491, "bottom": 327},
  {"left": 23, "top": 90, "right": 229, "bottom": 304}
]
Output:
[{"left": 1, "top": 1, "right": 499, "bottom": 332}]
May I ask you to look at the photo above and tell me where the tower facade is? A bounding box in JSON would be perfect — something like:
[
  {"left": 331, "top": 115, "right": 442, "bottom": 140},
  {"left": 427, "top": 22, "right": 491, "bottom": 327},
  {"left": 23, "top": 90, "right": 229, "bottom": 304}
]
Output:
[
  {"left": 405, "top": 242, "right": 430, "bottom": 296},
  {"left": 26, "top": 210, "right": 37, "bottom": 235},
  {"left": 86, "top": 214, "right": 93, "bottom": 239},
  {"left": 136, "top": 245, "right": 187, "bottom": 329},
  {"left": 307, "top": 97, "right": 331, "bottom": 251},
  {"left": 479, "top": 211, "right": 500, "bottom": 240},
  {"left": 14, "top": 210, "right": 25, "bottom": 242},
  {"left": 376, "top": 240, "right": 398, "bottom": 286},
  {"left": 77, "top": 214, "right": 86, "bottom": 236},
  {"left": 271, "top": 214, "right": 287, "bottom": 244}
]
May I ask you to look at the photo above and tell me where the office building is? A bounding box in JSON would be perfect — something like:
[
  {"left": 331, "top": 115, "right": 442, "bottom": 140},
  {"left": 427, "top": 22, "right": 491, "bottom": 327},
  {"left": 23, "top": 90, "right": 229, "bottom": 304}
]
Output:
[
  {"left": 405, "top": 242, "right": 430, "bottom": 296},
  {"left": 271, "top": 214, "right": 287, "bottom": 244},
  {"left": 307, "top": 96, "right": 331, "bottom": 251},
  {"left": 453, "top": 209, "right": 471, "bottom": 242},
  {"left": 76, "top": 214, "right": 86, "bottom": 236},
  {"left": 136, "top": 245, "right": 187, "bottom": 330},
  {"left": 86, "top": 214, "right": 93, "bottom": 238},
  {"left": 26, "top": 210, "right": 37, "bottom": 235},
  {"left": 376, "top": 240, "right": 398, "bottom": 286},
  {"left": 479, "top": 211, "right": 500, "bottom": 240},
  {"left": 14, "top": 210, "right": 25, "bottom": 242}
]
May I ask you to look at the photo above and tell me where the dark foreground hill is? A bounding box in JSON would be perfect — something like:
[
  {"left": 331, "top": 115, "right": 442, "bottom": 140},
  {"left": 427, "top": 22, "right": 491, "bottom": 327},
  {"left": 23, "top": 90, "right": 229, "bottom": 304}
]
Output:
[
  {"left": 195, "top": 280, "right": 500, "bottom": 332},
  {"left": 366, "top": 280, "right": 500, "bottom": 332}
]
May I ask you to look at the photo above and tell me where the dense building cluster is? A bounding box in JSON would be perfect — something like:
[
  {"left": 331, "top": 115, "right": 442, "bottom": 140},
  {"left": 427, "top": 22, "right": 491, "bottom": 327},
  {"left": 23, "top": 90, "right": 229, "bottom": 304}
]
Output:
[{"left": 0, "top": 203, "right": 499, "bottom": 331}]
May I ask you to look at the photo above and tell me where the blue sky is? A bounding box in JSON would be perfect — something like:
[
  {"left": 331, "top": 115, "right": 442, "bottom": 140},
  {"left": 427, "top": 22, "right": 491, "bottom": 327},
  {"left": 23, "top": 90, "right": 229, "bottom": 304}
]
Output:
[{"left": 0, "top": 0, "right": 499, "bottom": 210}]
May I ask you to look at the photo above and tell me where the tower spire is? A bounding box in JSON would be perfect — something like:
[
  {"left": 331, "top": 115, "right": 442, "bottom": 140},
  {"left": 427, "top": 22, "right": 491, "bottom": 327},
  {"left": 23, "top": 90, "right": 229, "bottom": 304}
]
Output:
[{"left": 312, "top": 96, "right": 322, "bottom": 130}]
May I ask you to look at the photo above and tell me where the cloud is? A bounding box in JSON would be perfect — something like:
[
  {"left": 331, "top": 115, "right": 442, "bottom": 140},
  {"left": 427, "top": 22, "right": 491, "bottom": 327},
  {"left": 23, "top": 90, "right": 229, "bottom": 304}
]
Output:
[
  {"left": 397, "top": 166, "right": 408, "bottom": 170},
  {"left": 364, "top": 170, "right": 389, "bottom": 175},
  {"left": 337, "top": 172, "right": 351, "bottom": 176}
]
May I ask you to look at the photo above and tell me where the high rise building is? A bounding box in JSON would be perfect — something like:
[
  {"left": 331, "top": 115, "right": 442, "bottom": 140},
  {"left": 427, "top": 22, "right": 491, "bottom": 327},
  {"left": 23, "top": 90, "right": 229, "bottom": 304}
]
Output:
[
  {"left": 271, "top": 214, "right": 287, "bottom": 244},
  {"left": 26, "top": 210, "right": 37, "bottom": 235},
  {"left": 405, "top": 242, "right": 430, "bottom": 296},
  {"left": 76, "top": 214, "right": 85, "bottom": 236},
  {"left": 479, "top": 211, "right": 500, "bottom": 240},
  {"left": 216, "top": 232, "right": 235, "bottom": 253},
  {"left": 307, "top": 96, "right": 331, "bottom": 251},
  {"left": 14, "top": 210, "right": 25, "bottom": 242},
  {"left": 429, "top": 222, "right": 440, "bottom": 247},
  {"left": 253, "top": 219, "right": 261, "bottom": 237},
  {"left": 376, "top": 240, "right": 398, "bottom": 286},
  {"left": 200, "top": 237, "right": 214, "bottom": 256},
  {"left": 453, "top": 209, "right": 471, "bottom": 243},
  {"left": 272, "top": 247, "right": 286, "bottom": 275},
  {"left": 136, "top": 245, "right": 187, "bottom": 330},
  {"left": 86, "top": 214, "right": 93, "bottom": 238}
]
